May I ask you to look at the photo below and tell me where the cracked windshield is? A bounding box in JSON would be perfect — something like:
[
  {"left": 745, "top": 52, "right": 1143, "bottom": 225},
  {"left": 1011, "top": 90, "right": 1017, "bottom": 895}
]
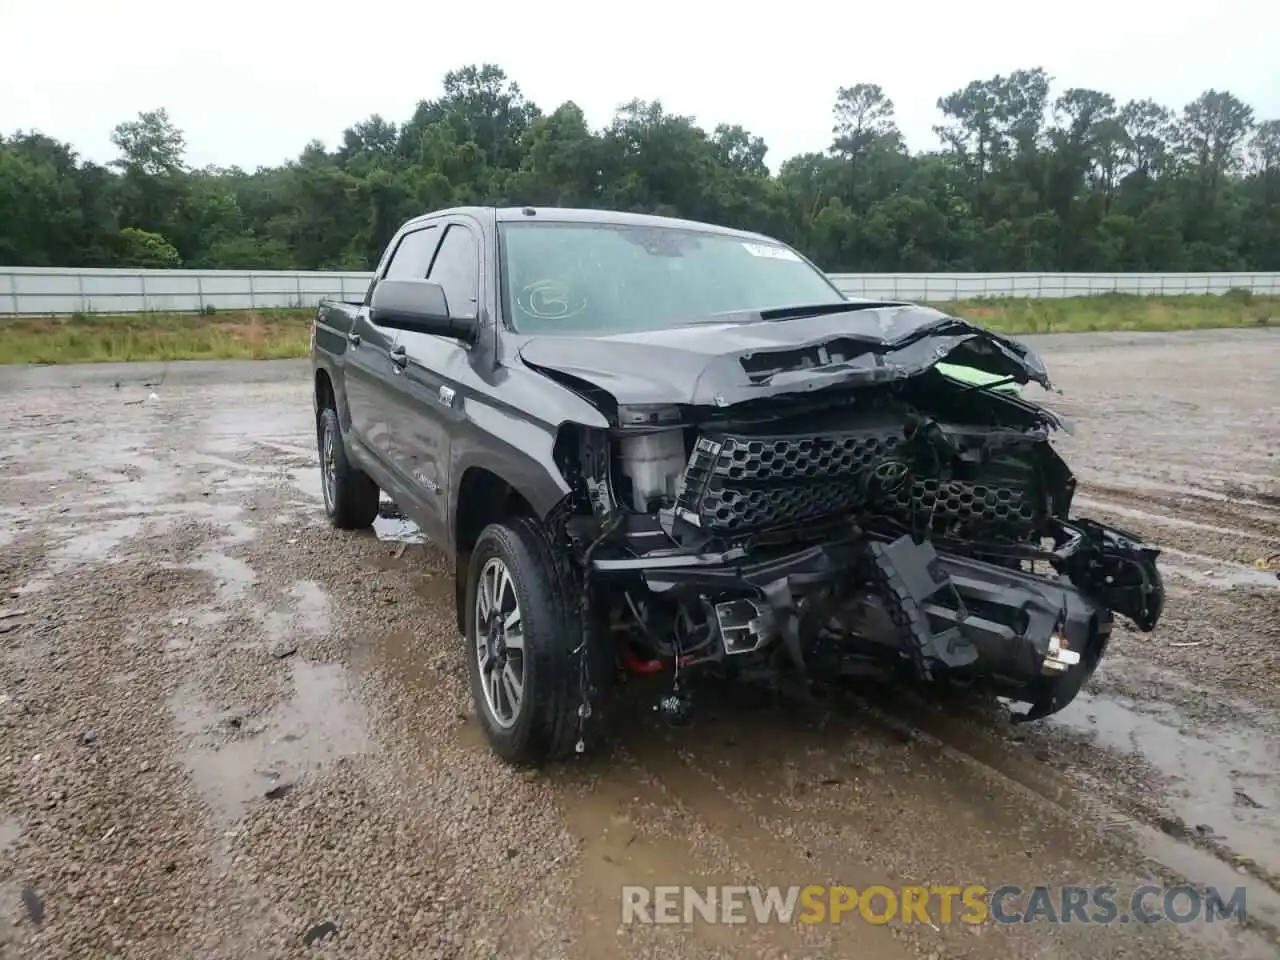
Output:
[{"left": 500, "top": 222, "right": 845, "bottom": 333}]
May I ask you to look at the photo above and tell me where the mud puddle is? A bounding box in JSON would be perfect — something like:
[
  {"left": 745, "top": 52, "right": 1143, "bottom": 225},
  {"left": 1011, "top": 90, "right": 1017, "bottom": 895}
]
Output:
[
  {"left": 1161, "top": 552, "right": 1279, "bottom": 590},
  {"left": 1126, "top": 823, "right": 1280, "bottom": 937},
  {"left": 287, "top": 466, "right": 323, "bottom": 502},
  {"left": 553, "top": 682, "right": 1278, "bottom": 959},
  {"left": 261, "top": 580, "right": 332, "bottom": 640},
  {"left": 0, "top": 817, "right": 19, "bottom": 853},
  {"left": 374, "top": 502, "right": 426, "bottom": 545},
  {"left": 560, "top": 769, "right": 779, "bottom": 958},
  {"left": 186, "top": 550, "right": 258, "bottom": 603},
  {"left": 1050, "top": 692, "right": 1280, "bottom": 876},
  {"left": 374, "top": 515, "right": 425, "bottom": 545},
  {"left": 170, "top": 658, "right": 373, "bottom": 832},
  {"left": 795, "top": 666, "right": 1280, "bottom": 946}
]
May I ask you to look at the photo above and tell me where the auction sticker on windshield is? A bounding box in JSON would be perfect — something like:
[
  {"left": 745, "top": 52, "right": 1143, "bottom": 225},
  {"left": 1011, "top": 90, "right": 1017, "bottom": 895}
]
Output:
[{"left": 741, "top": 241, "right": 801, "bottom": 261}]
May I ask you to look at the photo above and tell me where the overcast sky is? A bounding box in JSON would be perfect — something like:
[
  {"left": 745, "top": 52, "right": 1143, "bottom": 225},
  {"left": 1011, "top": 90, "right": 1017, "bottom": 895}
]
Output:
[{"left": 4, "top": 0, "right": 1277, "bottom": 173}]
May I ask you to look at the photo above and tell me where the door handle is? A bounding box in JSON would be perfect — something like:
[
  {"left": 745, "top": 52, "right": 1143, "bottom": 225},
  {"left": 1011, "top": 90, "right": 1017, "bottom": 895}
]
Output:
[
  {"left": 347, "top": 330, "right": 361, "bottom": 347},
  {"left": 389, "top": 345, "right": 408, "bottom": 368}
]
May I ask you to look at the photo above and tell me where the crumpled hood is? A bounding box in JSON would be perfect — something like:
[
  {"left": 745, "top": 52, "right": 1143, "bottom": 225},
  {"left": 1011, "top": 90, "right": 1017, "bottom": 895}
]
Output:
[{"left": 516, "top": 303, "right": 1052, "bottom": 407}]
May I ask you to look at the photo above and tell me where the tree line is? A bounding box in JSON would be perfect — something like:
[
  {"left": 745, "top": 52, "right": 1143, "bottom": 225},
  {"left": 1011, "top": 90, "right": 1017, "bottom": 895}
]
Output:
[{"left": 2, "top": 64, "right": 1277, "bottom": 274}]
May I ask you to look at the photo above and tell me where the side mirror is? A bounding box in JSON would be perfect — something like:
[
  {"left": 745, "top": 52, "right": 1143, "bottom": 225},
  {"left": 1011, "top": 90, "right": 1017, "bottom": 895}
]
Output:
[{"left": 370, "top": 279, "right": 480, "bottom": 343}]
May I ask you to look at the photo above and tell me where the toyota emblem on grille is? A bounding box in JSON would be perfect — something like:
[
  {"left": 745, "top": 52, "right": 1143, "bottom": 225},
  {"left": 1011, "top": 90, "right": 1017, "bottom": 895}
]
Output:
[{"left": 869, "top": 458, "right": 910, "bottom": 494}]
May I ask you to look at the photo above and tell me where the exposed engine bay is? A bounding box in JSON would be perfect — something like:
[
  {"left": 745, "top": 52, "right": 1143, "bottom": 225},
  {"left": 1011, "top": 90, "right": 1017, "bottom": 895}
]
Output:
[{"left": 543, "top": 332, "right": 1165, "bottom": 725}]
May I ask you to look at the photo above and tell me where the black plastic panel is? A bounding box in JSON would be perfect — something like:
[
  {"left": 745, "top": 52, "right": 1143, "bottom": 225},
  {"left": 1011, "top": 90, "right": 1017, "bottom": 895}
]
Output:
[{"left": 675, "top": 413, "right": 1042, "bottom": 540}]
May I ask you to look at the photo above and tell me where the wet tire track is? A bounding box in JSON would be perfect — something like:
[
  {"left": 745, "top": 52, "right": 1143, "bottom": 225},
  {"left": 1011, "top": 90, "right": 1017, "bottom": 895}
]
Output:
[
  {"left": 848, "top": 684, "right": 1280, "bottom": 928},
  {"left": 583, "top": 691, "right": 1274, "bottom": 960},
  {"left": 1075, "top": 486, "right": 1280, "bottom": 561},
  {"left": 1079, "top": 482, "right": 1280, "bottom": 539}
]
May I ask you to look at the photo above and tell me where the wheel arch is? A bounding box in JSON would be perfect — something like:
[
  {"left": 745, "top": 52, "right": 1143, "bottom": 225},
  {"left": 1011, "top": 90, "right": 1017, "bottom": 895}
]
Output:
[
  {"left": 451, "top": 464, "right": 547, "bottom": 635},
  {"left": 315, "top": 367, "right": 336, "bottom": 411},
  {"left": 312, "top": 360, "right": 353, "bottom": 432}
]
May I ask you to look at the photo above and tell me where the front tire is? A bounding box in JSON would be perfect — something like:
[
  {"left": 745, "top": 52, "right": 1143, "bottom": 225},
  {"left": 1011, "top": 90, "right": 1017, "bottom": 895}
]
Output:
[
  {"left": 464, "top": 517, "right": 583, "bottom": 766},
  {"left": 317, "top": 406, "right": 380, "bottom": 530}
]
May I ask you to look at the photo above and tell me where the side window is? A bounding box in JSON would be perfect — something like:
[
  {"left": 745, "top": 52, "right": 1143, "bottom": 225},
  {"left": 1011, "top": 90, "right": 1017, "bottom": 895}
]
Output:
[
  {"left": 383, "top": 226, "right": 440, "bottom": 280},
  {"left": 427, "top": 225, "right": 479, "bottom": 318}
]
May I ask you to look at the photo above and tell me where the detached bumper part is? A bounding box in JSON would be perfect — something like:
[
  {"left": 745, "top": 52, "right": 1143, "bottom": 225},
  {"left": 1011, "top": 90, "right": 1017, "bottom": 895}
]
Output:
[
  {"left": 1056, "top": 518, "right": 1164, "bottom": 632},
  {"left": 864, "top": 535, "right": 979, "bottom": 680},
  {"left": 925, "top": 547, "right": 1112, "bottom": 688},
  {"left": 593, "top": 518, "right": 1156, "bottom": 720},
  {"left": 867, "top": 535, "right": 1110, "bottom": 691}
]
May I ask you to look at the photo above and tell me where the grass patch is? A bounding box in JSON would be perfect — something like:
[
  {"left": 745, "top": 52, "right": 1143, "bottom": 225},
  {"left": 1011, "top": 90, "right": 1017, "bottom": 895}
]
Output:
[
  {"left": 926, "top": 291, "right": 1278, "bottom": 334},
  {"left": 0, "top": 293, "right": 1275, "bottom": 365},
  {"left": 0, "top": 309, "right": 314, "bottom": 365}
]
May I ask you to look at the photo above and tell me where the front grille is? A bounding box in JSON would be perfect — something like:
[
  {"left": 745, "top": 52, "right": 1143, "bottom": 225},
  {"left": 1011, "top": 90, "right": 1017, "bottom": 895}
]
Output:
[
  {"left": 717, "top": 431, "right": 902, "bottom": 483},
  {"left": 674, "top": 424, "right": 903, "bottom": 530},
  {"left": 673, "top": 415, "right": 1042, "bottom": 541},
  {"left": 891, "top": 478, "right": 1037, "bottom": 540}
]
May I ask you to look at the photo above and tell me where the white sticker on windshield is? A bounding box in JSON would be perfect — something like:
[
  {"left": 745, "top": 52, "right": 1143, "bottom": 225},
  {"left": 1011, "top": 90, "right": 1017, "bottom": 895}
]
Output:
[{"left": 741, "top": 242, "right": 801, "bottom": 261}]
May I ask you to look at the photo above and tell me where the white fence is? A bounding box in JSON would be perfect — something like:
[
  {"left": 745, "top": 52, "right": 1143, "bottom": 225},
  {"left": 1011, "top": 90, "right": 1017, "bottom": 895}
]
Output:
[
  {"left": 0, "top": 268, "right": 373, "bottom": 316},
  {"left": 834, "top": 272, "right": 1280, "bottom": 300},
  {"left": 1, "top": 266, "right": 1278, "bottom": 316}
]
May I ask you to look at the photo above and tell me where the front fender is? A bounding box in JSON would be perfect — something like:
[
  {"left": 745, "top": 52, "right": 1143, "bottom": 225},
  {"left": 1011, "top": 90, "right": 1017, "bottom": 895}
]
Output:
[
  {"left": 448, "top": 366, "right": 610, "bottom": 548},
  {"left": 451, "top": 413, "right": 572, "bottom": 523}
]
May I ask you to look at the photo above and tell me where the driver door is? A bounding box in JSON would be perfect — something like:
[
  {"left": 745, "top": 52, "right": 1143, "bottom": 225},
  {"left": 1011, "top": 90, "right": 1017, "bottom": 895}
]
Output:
[
  {"left": 351, "top": 224, "right": 442, "bottom": 476},
  {"left": 386, "top": 218, "right": 483, "bottom": 547}
]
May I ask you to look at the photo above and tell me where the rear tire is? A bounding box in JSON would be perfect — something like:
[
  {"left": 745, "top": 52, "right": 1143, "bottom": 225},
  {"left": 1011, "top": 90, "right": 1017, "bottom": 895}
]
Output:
[
  {"left": 317, "top": 406, "right": 380, "bottom": 530},
  {"left": 464, "top": 517, "right": 584, "bottom": 766}
]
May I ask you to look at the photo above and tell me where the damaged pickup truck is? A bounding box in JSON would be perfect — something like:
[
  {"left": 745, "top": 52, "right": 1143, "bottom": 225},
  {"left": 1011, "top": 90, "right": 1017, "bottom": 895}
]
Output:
[{"left": 311, "top": 206, "right": 1165, "bottom": 766}]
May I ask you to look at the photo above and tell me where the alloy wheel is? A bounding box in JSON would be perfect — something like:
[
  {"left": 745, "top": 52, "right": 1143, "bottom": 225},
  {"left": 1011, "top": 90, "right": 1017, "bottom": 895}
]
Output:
[
  {"left": 320, "top": 421, "right": 337, "bottom": 513},
  {"left": 474, "top": 556, "right": 525, "bottom": 728}
]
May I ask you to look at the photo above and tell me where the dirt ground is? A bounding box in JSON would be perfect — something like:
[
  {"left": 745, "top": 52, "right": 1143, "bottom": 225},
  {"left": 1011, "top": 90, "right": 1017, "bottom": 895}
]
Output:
[{"left": 0, "top": 328, "right": 1277, "bottom": 960}]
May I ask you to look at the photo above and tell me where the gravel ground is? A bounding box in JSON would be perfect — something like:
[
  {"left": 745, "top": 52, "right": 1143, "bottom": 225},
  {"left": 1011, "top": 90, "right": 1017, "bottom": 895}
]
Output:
[{"left": 0, "top": 328, "right": 1277, "bottom": 960}]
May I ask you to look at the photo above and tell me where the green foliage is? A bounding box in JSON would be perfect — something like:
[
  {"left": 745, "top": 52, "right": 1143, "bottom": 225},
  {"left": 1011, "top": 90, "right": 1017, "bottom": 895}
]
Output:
[
  {"left": 114, "top": 227, "right": 181, "bottom": 267},
  {"left": 0, "top": 65, "right": 1275, "bottom": 272}
]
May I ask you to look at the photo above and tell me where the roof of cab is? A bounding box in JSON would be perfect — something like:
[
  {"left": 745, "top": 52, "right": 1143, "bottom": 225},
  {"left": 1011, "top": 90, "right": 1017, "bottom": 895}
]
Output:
[{"left": 403, "top": 205, "right": 782, "bottom": 245}]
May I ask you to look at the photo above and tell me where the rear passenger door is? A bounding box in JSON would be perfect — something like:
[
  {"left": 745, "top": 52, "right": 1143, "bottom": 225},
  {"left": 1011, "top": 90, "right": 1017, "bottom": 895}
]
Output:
[{"left": 387, "top": 218, "right": 482, "bottom": 546}]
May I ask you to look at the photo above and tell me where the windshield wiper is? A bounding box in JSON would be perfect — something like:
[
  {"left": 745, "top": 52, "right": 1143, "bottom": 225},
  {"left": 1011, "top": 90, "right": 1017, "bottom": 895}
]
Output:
[
  {"left": 758, "top": 301, "right": 906, "bottom": 322},
  {"left": 674, "top": 300, "right": 907, "bottom": 327}
]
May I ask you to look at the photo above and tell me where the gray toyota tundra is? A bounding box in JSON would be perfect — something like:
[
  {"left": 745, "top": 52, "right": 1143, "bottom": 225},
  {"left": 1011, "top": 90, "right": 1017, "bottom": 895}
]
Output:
[{"left": 310, "top": 206, "right": 1164, "bottom": 767}]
